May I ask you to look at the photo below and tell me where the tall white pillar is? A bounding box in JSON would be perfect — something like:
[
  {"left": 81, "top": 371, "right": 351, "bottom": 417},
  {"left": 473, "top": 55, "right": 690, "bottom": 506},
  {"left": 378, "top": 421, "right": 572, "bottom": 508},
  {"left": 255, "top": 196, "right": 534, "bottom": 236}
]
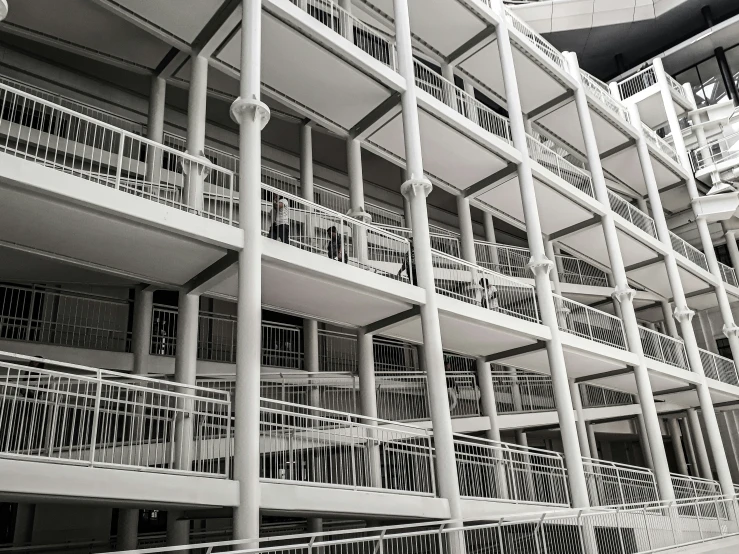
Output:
[
  {"left": 132, "top": 287, "right": 154, "bottom": 375},
  {"left": 570, "top": 380, "right": 591, "bottom": 458},
  {"left": 357, "top": 329, "right": 381, "bottom": 487},
  {"left": 168, "top": 292, "right": 199, "bottom": 547},
  {"left": 668, "top": 417, "right": 689, "bottom": 475},
  {"left": 482, "top": 212, "right": 497, "bottom": 243},
  {"left": 587, "top": 423, "right": 599, "bottom": 460},
  {"left": 476, "top": 358, "right": 509, "bottom": 500},
  {"left": 698, "top": 310, "right": 717, "bottom": 353},
  {"left": 456, "top": 195, "right": 476, "bottom": 264},
  {"left": 117, "top": 510, "right": 139, "bottom": 551},
  {"left": 441, "top": 63, "right": 457, "bottom": 109},
  {"left": 662, "top": 300, "right": 680, "bottom": 339},
  {"left": 493, "top": 1, "right": 589, "bottom": 509},
  {"left": 393, "top": 0, "right": 463, "bottom": 521},
  {"left": 347, "top": 138, "right": 370, "bottom": 262},
  {"left": 681, "top": 418, "right": 699, "bottom": 476},
  {"left": 231, "top": 0, "right": 270, "bottom": 541},
  {"left": 636, "top": 197, "right": 649, "bottom": 216},
  {"left": 686, "top": 408, "right": 713, "bottom": 479},
  {"left": 650, "top": 63, "right": 736, "bottom": 496},
  {"left": 13, "top": 504, "right": 35, "bottom": 546},
  {"left": 725, "top": 230, "right": 739, "bottom": 271},
  {"left": 566, "top": 51, "right": 674, "bottom": 501},
  {"left": 304, "top": 319, "right": 319, "bottom": 373},
  {"left": 300, "top": 123, "right": 313, "bottom": 200},
  {"left": 636, "top": 413, "right": 654, "bottom": 470},
  {"left": 145, "top": 75, "right": 167, "bottom": 188},
  {"left": 183, "top": 54, "right": 209, "bottom": 213}
]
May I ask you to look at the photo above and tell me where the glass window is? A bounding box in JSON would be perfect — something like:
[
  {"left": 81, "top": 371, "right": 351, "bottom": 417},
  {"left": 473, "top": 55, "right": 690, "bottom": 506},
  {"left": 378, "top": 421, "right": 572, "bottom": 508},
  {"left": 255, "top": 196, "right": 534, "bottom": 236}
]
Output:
[
  {"left": 717, "top": 337, "right": 731, "bottom": 359},
  {"left": 696, "top": 57, "right": 729, "bottom": 106},
  {"left": 725, "top": 44, "right": 739, "bottom": 99}
]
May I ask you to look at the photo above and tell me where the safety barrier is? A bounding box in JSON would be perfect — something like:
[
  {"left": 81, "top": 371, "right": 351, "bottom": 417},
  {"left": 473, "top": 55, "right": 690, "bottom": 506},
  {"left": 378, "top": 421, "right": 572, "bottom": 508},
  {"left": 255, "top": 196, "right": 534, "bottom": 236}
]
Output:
[
  {"left": 670, "top": 231, "right": 709, "bottom": 272},
  {"left": 608, "top": 190, "right": 658, "bottom": 238},
  {"left": 552, "top": 294, "right": 628, "bottom": 350},
  {"left": 699, "top": 348, "right": 739, "bottom": 386},
  {"left": 639, "top": 326, "right": 690, "bottom": 370}
]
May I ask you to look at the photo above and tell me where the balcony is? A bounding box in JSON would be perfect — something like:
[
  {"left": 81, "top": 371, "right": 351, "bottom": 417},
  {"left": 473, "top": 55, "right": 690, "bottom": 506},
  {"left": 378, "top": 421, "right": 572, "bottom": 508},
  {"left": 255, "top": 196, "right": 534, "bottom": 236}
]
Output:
[
  {"left": 579, "top": 71, "right": 632, "bottom": 131},
  {"left": 608, "top": 190, "right": 658, "bottom": 239},
  {"left": 641, "top": 122, "right": 681, "bottom": 167},
  {"left": 670, "top": 231, "right": 709, "bottom": 273},
  {"left": 375, "top": 224, "right": 461, "bottom": 257},
  {"left": 583, "top": 457, "right": 659, "bottom": 507},
  {"left": 719, "top": 262, "right": 739, "bottom": 288},
  {"left": 616, "top": 65, "right": 691, "bottom": 128},
  {"left": 526, "top": 132, "right": 595, "bottom": 198},
  {"left": 691, "top": 131, "right": 739, "bottom": 179}
]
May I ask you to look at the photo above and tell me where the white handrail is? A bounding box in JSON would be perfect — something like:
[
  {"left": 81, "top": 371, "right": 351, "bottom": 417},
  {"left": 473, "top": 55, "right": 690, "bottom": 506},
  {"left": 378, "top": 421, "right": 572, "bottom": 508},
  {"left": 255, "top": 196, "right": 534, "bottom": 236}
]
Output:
[
  {"left": 617, "top": 66, "right": 658, "bottom": 100},
  {"left": 699, "top": 348, "right": 739, "bottom": 386},
  {"left": 552, "top": 294, "right": 628, "bottom": 350},
  {"left": 580, "top": 70, "right": 632, "bottom": 126},
  {"left": 503, "top": 6, "right": 567, "bottom": 71},
  {"left": 669, "top": 231, "right": 709, "bottom": 272},
  {"left": 639, "top": 325, "right": 690, "bottom": 369},
  {"left": 642, "top": 122, "right": 681, "bottom": 164},
  {"left": 608, "top": 190, "right": 658, "bottom": 238},
  {"left": 526, "top": 133, "right": 595, "bottom": 197}
]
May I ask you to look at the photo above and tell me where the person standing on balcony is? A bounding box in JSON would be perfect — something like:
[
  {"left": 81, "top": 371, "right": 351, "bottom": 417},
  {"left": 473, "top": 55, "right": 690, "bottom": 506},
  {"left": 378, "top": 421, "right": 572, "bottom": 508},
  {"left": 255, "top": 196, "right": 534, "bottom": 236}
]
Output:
[
  {"left": 398, "top": 238, "right": 417, "bottom": 285},
  {"left": 268, "top": 193, "right": 290, "bottom": 244},
  {"left": 444, "top": 358, "right": 459, "bottom": 414},
  {"left": 479, "top": 278, "right": 499, "bottom": 311},
  {"left": 326, "top": 225, "right": 347, "bottom": 262}
]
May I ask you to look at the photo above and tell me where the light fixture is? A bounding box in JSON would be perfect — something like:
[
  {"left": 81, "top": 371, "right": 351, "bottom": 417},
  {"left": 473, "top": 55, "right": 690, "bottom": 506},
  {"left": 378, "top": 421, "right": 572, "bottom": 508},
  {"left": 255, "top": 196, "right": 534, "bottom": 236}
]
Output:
[{"left": 0, "top": 0, "right": 7, "bottom": 22}]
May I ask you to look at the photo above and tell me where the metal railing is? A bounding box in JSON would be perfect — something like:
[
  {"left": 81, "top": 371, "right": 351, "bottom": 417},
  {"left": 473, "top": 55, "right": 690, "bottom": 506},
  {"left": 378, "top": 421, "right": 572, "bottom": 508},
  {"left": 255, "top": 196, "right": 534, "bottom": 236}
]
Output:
[
  {"left": 639, "top": 325, "right": 690, "bottom": 370},
  {"left": 0, "top": 81, "right": 237, "bottom": 224},
  {"left": 0, "top": 284, "right": 131, "bottom": 352},
  {"left": 413, "top": 60, "right": 512, "bottom": 143},
  {"left": 557, "top": 254, "right": 609, "bottom": 286},
  {"left": 454, "top": 434, "right": 570, "bottom": 506},
  {"left": 691, "top": 130, "right": 739, "bottom": 171},
  {"left": 431, "top": 249, "right": 540, "bottom": 323},
  {"left": 313, "top": 184, "right": 405, "bottom": 227},
  {"left": 289, "top": 0, "right": 397, "bottom": 69},
  {"left": 580, "top": 70, "right": 632, "bottom": 126},
  {"left": 261, "top": 183, "right": 411, "bottom": 281},
  {"left": 503, "top": 6, "right": 567, "bottom": 71},
  {"left": 258, "top": 397, "right": 435, "bottom": 495},
  {"left": 0, "top": 76, "right": 146, "bottom": 135},
  {"left": 583, "top": 457, "right": 659, "bottom": 507},
  {"left": 377, "top": 224, "right": 461, "bottom": 257},
  {"left": 491, "top": 368, "right": 555, "bottom": 413},
  {"left": 141, "top": 495, "right": 739, "bottom": 554},
  {"left": 608, "top": 190, "right": 658, "bottom": 238},
  {"left": 667, "top": 73, "right": 688, "bottom": 101},
  {"left": 473, "top": 240, "right": 530, "bottom": 278},
  {"left": 699, "top": 348, "right": 739, "bottom": 386},
  {"left": 580, "top": 384, "right": 634, "bottom": 408},
  {"left": 719, "top": 261, "right": 739, "bottom": 287},
  {"left": 641, "top": 122, "right": 681, "bottom": 164},
  {"left": 553, "top": 294, "right": 628, "bottom": 350},
  {"left": 671, "top": 473, "right": 722, "bottom": 500},
  {"left": 670, "top": 231, "right": 709, "bottom": 272},
  {"left": 526, "top": 133, "right": 595, "bottom": 197},
  {"left": 0, "top": 351, "right": 231, "bottom": 477},
  {"left": 617, "top": 66, "right": 659, "bottom": 100}
]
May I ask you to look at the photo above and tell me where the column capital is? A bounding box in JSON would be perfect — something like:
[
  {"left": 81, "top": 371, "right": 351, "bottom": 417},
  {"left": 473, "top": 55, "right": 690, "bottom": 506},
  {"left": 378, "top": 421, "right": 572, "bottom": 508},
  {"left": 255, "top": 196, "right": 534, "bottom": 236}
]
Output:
[
  {"left": 673, "top": 305, "right": 695, "bottom": 323},
  {"left": 230, "top": 96, "right": 271, "bottom": 129},
  {"left": 348, "top": 207, "right": 373, "bottom": 223},
  {"left": 611, "top": 286, "right": 635, "bottom": 304},
  {"left": 722, "top": 323, "right": 739, "bottom": 339},
  {"left": 526, "top": 255, "right": 554, "bottom": 277},
  {"left": 401, "top": 178, "right": 432, "bottom": 199}
]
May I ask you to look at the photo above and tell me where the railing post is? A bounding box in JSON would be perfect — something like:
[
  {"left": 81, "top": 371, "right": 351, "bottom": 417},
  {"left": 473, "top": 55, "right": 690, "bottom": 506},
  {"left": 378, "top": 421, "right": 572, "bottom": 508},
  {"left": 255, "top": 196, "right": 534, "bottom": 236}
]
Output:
[
  {"left": 88, "top": 373, "right": 102, "bottom": 466},
  {"left": 115, "top": 131, "right": 124, "bottom": 191},
  {"left": 349, "top": 414, "right": 358, "bottom": 490},
  {"left": 24, "top": 286, "right": 37, "bottom": 342}
]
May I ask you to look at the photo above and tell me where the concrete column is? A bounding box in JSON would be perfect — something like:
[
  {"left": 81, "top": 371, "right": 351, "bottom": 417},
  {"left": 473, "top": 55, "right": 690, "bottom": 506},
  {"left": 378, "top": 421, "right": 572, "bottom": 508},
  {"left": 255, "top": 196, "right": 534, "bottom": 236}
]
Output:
[
  {"left": 662, "top": 300, "right": 680, "bottom": 339},
  {"left": 441, "top": 63, "right": 457, "bottom": 110},
  {"left": 681, "top": 418, "right": 699, "bottom": 476},
  {"left": 132, "top": 287, "right": 154, "bottom": 375},
  {"left": 13, "top": 504, "right": 35, "bottom": 546},
  {"left": 587, "top": 424, "right": 599, "bottom": 460},
  {"left": 509, "top": 367, "right": 524, "bottom": 412},
  {"left": 652, "top": 61, "right": 736, "bottom": 496},
  {"left": 566, "top": 51, "right": 674, "bottom": 501},
  {"left": 698, "top": 310, "right": 717, "bottom": 353},
  {"left": 607, "top": 273, "right": 623, "bottom": 319},
  {"left": 636, "top": 413, "right": 654, "bottom": 470},
  {"left": 167, "top": 292, "right": 199, "bottom": 547},
  {"left": 482, "top": 212, "right": 497, "bottom": 243},
  {"left": 304, "top": 319, "right": 319, "bottom": 373},
  {"left": 463, "top": 81, "right": 479, "bottom": 124},
  {"left": 636, "top": 197, "right": 649, "bottom": 216},
  {"left": 668, "top": 417, "right": 689, "bottom": 475},
  {"left": 184, "top": 54, "right": 209, "bottom": 213},
  {"left": 494, "top": 2, "right": 589, "bottom": 508},
  {"left": 300, "top": 123, "right": 313, "bottom": 200},
  {"left": 456, "top": 195, "right": 476, "bottom": 264},
  {"left": 357, "top": 329, "right": 382, "bottom": 488},
  {"left": 231, "top": 0, "right": 270, "bottom": 540},
  {"left": 145, "top": 75, "right": 166, "bottom": 185},
  {"left": 725, "top": 230, "right": 739, "bottom": 271},
  {"left": 347, "top": 138, "right": 370, "bottom": 263},
  {"left": 570, "top": 380, "right": 592, "bottom": 459},
  {"left": 393, "top": 0, "right": 463, "bottom": 522},
  {"left": 476, "top": 358, "right": 509, "bottom": 499},
  {"left": 117, "top": 509, "right": 139, "bottom": 551},
  {"left": 687, "top": 408, "right": 713, "bottom": 479}
]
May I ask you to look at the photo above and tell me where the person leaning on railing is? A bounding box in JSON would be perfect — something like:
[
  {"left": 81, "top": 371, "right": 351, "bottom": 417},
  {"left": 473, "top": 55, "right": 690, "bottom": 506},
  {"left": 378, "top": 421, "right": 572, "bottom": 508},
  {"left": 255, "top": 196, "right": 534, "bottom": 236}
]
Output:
[
  {"left": 267, "top": 192, "right": 290, "bottom": 244},
  {"left": 479, "top": 278, "right": 498, "bottom": 310},
  {"left": 326, "top": 226, "right": 347, "bottom": 263},
  {"left": 444, "top": 358, "right": 459, "bottom": 413},
  {"left": 398, "top": 238, "right": 417, "bottom": 285}
]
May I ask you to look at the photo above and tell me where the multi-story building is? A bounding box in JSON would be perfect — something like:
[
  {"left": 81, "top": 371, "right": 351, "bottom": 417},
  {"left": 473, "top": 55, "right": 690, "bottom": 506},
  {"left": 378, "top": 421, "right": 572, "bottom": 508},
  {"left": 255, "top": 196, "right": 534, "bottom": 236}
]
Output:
[{"left": 1, "top": 0, "right": 739, "bottom": 552}]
